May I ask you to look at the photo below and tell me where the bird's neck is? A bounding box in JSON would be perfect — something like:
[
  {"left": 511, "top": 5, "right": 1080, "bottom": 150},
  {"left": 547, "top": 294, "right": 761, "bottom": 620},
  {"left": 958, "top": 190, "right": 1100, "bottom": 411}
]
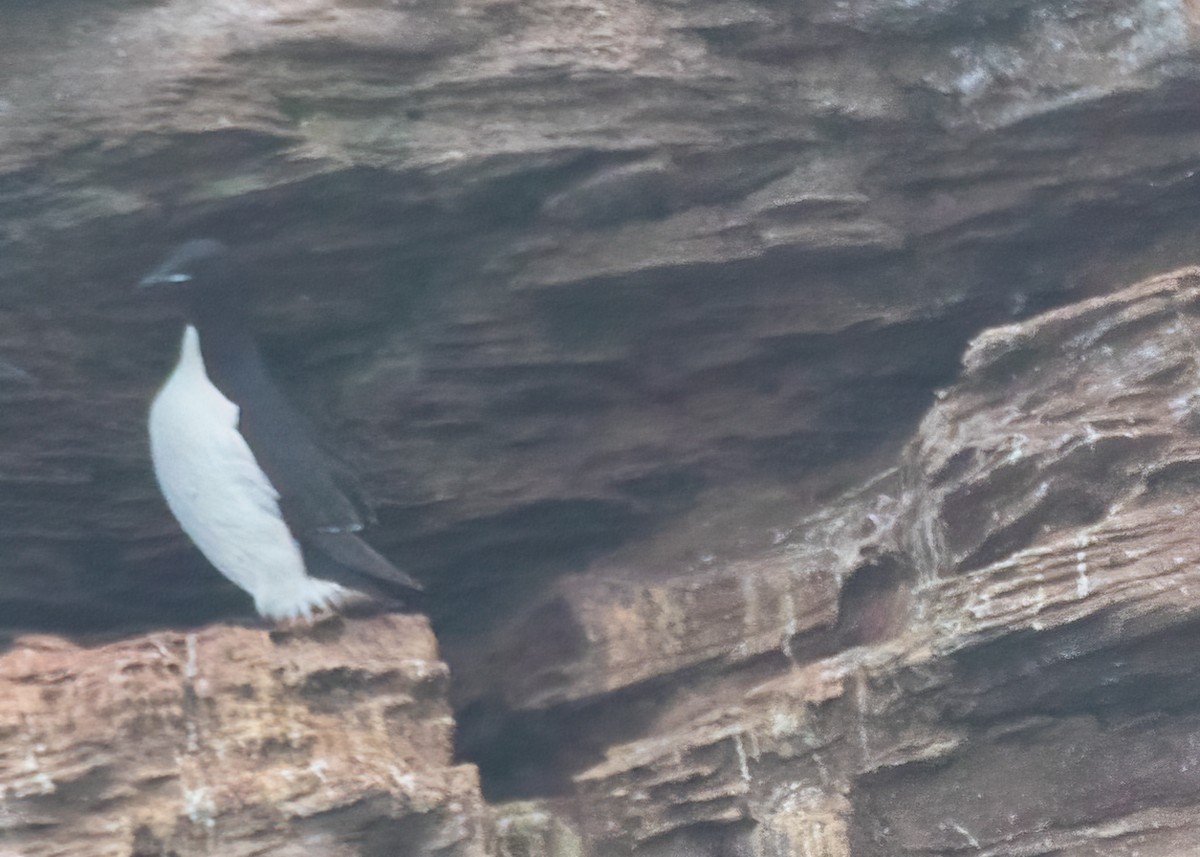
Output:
[{"left": 185, "top": 289, "right": 263, "bottom": 385}]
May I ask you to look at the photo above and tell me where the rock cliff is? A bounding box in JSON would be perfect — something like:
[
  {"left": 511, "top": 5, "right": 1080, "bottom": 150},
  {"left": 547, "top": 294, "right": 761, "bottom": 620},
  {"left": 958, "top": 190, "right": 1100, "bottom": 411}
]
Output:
[{"left": 4, "top": 0, "right": 1200, "bottom": 854}]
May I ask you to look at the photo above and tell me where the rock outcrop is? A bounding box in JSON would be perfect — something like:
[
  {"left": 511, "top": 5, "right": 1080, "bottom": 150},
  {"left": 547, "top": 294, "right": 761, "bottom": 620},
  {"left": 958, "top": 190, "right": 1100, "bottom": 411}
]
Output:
[
  {"left": 0, "top": 615, "right": 487, "bottom": 857},
  {"left": 5, "top": 0, "right": 1200, "bottom": 854},
  {"left": 505, "top": 267, "right": 1200, "bottom": 856}
]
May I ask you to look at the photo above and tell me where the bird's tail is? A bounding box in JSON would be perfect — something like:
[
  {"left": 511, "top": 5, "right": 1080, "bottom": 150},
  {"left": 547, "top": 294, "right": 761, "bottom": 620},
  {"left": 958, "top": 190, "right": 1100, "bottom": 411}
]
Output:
[{"left": 305, "top": 530, "right": 424, "bottom": 593}]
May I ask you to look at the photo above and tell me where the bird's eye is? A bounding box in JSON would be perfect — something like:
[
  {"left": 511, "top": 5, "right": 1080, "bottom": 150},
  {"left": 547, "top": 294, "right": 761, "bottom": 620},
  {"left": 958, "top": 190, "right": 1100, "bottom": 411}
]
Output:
[{"left": 167, "top": 273, "right": 193, "bottom": 283}]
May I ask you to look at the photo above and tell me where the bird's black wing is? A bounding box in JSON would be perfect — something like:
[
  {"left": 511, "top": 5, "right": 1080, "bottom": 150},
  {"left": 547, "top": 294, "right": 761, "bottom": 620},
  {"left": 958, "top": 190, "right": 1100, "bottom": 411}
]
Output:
[
  {"left": 205, "top": 345, "right": 421, "bottom": 593},
  {"left": 235, "top": 385, "right": 366, "bottom": 534},
  {"left": 302, "top": 529, "right": 424, "bottom": 593}
]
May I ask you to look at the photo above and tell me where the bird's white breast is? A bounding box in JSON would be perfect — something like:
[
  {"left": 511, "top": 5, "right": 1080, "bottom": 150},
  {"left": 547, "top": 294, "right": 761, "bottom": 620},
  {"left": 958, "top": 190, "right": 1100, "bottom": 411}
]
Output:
[{"left": 148, "top": 325, "right": 346, "bottom": 621}]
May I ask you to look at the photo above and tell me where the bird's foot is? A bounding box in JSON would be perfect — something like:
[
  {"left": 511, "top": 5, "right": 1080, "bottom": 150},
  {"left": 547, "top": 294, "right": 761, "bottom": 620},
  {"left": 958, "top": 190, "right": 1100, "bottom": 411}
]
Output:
[{"left": 268, "top": 605, "right": 346, "bottom": 643}]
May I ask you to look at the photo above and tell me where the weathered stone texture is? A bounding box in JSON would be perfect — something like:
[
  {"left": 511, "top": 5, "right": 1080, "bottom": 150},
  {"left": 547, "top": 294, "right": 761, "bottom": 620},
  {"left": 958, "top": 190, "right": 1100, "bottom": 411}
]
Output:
[
  {"left": 0, "top": 616, "right": 486, "bottom": 856},
  {"left": 526, "top": 267, "right": 1200, "bottom": 856}
]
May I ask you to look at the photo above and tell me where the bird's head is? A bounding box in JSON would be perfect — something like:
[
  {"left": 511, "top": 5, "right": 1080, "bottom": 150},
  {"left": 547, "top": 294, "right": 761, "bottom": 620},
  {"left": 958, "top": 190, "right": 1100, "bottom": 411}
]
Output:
[{"left": 139, "top": 239, "right": 232, "bottom": 292}]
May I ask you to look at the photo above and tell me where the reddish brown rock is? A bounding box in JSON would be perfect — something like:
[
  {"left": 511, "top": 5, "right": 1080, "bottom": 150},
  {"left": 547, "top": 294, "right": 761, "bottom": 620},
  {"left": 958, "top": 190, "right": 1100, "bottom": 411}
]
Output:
[
  {"left": 514, "top": 267, "right": 1200, "bottom": 856},
  {"left": 0, "top": 615, "right": 487, "bottom": 857}
]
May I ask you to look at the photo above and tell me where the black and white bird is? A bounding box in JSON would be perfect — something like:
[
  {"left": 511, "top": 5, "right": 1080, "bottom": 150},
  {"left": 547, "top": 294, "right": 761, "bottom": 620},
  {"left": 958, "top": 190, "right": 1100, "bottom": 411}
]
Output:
[{"left": 141, "top": 239, "right": 422, "bottom": 623}]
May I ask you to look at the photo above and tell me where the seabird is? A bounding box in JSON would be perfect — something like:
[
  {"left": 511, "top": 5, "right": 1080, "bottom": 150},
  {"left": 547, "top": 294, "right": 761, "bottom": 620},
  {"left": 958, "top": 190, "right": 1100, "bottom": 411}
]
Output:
[{"left": 141, "top": 239, "right": 421, "bottom": 623}]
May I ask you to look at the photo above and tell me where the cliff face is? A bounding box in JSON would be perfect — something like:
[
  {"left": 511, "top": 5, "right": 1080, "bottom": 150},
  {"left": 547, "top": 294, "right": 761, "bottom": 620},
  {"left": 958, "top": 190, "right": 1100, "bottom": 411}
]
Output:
[
  {"left": 540, "top": 267, "right": 1200, "bottom": 856},
  {"left": 4, "top": 0, "right": 1200, "bottom": 854}
]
